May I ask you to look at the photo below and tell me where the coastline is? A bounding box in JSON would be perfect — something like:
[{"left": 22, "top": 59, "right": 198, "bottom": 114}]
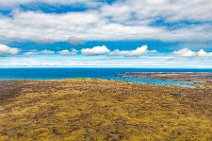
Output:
[
  {"left": 119, "top": 72, "right": 212, "bottom": 81},
  {"left": 1, "top": 68, "right": 212, "bottom": 88},
  {"left": 119, "top": 72, "right": 212, "bottom": 88}
]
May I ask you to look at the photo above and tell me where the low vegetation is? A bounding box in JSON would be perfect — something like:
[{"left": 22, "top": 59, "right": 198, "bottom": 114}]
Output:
[
  {"left": 119, "top": 72, "right": 212, "bottom": 82},
  {"left": 0, "top": 79, "right": 211, "bottom": 141}
]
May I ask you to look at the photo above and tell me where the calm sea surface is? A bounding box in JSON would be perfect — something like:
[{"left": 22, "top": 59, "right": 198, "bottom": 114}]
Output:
[{"left": 0, "top": 68, "right": 211, "bottom": 88}]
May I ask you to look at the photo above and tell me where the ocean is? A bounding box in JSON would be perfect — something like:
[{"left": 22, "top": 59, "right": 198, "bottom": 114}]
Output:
[{"left": 0, "top": 68, "right": 211, "bottom": 88}]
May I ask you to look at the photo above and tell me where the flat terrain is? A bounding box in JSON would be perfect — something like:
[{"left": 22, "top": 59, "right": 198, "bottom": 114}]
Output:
[
  {"left": 119, "top": 72, "right": 212, "bottom": 82},
  {"left": 0, "top": 79, "right": 212, "bottom": 141}
]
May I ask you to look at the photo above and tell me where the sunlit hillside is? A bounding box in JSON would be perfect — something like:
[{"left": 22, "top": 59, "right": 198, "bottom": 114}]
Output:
[{"left": 0, "top": 79, "right": 211, "bottom": 141}]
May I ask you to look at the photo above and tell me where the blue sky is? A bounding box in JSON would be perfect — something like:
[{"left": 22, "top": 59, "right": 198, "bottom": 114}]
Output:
[{"left": 0, "top": 0, "right": 211, "bottom": 68}]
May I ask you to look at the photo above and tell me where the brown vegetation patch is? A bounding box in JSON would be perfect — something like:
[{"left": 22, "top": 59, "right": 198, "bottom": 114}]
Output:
[
  {"left": 120, "top": 72, "right": 212, "bottom": 82},
  {"left": 0, "top": 79, "right": 211, "bottom": 140}
]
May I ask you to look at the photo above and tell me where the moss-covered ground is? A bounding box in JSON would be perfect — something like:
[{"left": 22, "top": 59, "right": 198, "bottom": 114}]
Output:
[{"left": 0, "top": 79, "right": 211, "bottom": 141}]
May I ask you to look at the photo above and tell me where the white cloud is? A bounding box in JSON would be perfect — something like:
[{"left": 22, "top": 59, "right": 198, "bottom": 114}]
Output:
[
  {"left": 58, "top": 49, "right": 78, "bottom": 55},
  {"left": 40, "top": 50, "right": 55, "bottom": 54},
  {"left": 197, "top": 49, "right": 212, "bottom": 57},
  {"left": 101, "top": 0, "right": 212, "bottom": 23},
  {"left": 0, "top": 0, "right": 101, "bottom": 8},
  {"left": 24, "top": 51, "right": 36, "bottom": 56},
  {"left": 1, "top": 0, "right": 211, "bottom": 24},
  {"left": 122, "top": 45, "right": 149, "bottom": 57},
  {"left": 108, "top": 45, "right": 156, "bottom": 57},
  {"left": 173, "top": 48, "right": 196, "bottom": 57},
  {"left": 173, "top": 48, "right": 212, "bottom": 57},
  {"left": 24, "top": 50, "right": 54, "bottom": 55},
  {"left": 81, "top": 45, "right": 110, "bottom": 55},
  {"left": 0, "top": 55, "right": 211, "bottom": 68},
  {"left": 81, "top": 45, "right": 156, "bottom": 57},
  {"left": 59, "top": 50, "right": 70, "bottom": 55},
  {"left": 0, "top": 44, "right": 19, "bottom": 55},
  {"left": 0, "top": 1, "right": 211, "bottom": 42}
]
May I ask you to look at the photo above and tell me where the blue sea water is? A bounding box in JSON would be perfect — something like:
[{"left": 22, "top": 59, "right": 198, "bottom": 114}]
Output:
[{"left": 0, "top": 68, "right": 211, "bottom": 88}]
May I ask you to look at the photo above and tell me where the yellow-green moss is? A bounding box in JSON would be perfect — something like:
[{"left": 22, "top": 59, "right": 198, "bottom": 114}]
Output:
[{"left": 0, "top": 79, "right": 211, "bottom": 141}]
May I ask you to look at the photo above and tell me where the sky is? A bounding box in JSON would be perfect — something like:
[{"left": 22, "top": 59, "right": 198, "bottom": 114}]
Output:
[{"left": 0, "top": 0, "right": 211, "bottom": 68}]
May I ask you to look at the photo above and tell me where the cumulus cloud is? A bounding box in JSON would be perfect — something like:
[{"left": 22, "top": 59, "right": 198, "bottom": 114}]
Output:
[
  {"left": 24, "top": 50, "right": 54, "bottom": 56},
  {"left": 0, "top": 44, "right": 20, "bottom": 55},
  {"left": 1, "top": 45, "right": 155, "bottom": 57},
  {"left": 101, "top": 0, "right": 212, "bottom": 23},
  {"left": 41, "top": 50, "right": 55, "bottom": 54},
  {"left": 81, "top": 45, "right": 156, "bottom": 57},
  {"left": 197, "top": 49, "right": 212, "bottom": 57},
  {"left": 108, "top": 45, "right": 156, "bottom": 57},
  {"left": 173, "top": 48, "right": 196, "bottom": 57},
  {"left": 81, "top": 45, "right": 110, "bottom": 55},
  {"left": 58, "top": 49, "right": 78, "bottom": 55},
  {"left": 0, "top": 0, "right": 101, "bottom": 8},
  {"left": 173, "top": 48, "right": 212, "bottom": 57},
  {"left": 2, "top": 0, "right": 211, "bottom": 22},
  {"left": 0, "top": 1, "right": 211, "bottom": 42}
]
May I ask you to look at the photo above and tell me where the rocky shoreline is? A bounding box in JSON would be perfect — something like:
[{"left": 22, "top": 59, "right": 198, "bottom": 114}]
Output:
[{"left": 119, "top": 72, "right": 212, "bottom": 82}]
